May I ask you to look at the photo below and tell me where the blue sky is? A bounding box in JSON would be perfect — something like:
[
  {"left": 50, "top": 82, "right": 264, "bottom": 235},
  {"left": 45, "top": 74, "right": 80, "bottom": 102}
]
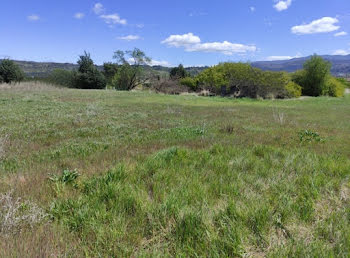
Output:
[{"left": 1, "top": 0, "right": 349, "bottom": 66}]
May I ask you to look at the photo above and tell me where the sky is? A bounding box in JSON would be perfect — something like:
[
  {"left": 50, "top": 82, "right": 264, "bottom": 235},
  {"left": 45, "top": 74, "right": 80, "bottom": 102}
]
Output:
[{"left": 1, "top": 0, "right": 350, "bottom": 66}]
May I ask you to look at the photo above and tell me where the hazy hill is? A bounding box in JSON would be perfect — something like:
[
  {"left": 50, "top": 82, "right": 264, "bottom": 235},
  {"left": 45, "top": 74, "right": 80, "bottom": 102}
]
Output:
[
  {"left": 11, "top": 61, "right": 80, "bottom": 77},
  {"left": 252, "top": 55, "right": 350, "bottom": 76},
  {"left": 2, "top": 54, "right": 350, "bottom": 77}
]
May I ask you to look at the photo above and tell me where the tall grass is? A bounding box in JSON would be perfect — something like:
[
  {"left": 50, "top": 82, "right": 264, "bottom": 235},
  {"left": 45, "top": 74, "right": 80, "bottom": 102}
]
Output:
[
  {"left": 50, "top": 145, "right": 350, "bottom": 256},
  {"left": 0, "top": 84, "right": 349, "bottom": 256}
]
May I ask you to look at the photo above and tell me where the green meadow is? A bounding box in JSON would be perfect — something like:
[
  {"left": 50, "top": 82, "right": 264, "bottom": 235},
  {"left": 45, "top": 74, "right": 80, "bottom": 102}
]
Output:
[{"left": 0, "top": 83, "right": 349, "bottom": 257}]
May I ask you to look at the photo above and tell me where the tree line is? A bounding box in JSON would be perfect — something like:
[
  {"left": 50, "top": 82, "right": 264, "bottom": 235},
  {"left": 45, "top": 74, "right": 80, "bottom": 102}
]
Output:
[
  {"left": 0, "top": 51, "right": 346, "bottom": 98},
  {"left": 179, "top": 55, "right": 345, "bottom": 98}
]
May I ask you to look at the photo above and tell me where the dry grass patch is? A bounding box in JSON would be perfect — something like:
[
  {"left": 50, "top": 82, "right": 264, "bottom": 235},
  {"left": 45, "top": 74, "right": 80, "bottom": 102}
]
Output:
[{"left": 0, "top": 81, "right": 59, "bottom": 91}]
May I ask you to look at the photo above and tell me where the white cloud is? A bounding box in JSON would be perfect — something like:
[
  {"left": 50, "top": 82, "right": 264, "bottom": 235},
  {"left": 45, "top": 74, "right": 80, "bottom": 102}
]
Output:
[
  {"left": 189, "top": 11, "right": 208, "bottom": 17},
  {"left": 250, "top": 7, "right": 256, "bottom": 12},
  {"left": 74, "top": 13, "right": 85, "bottom": 19},
  {"left": 161, "top": 33, "right": 256, "bottom": 56},
  {"left": 27, "top": 15, "right": 40, "bottom": 21},
  {"left": 100, "top": 14, "right": 127, "bottom": 25},
  {"left": 333, "top": 49, "right": 350, "bottom": 55},
  {"left": 93, "top": 3, "right": 105, "bottom": 15},
  {"left": 93, "top": 3, "right": 127, "bottom": 26},
  {"left": 291, "top": 17, "right": 340, "bottom": 35},
  {"left": 161, "top": 33, "right": 201, "bottom": 47},
  {"left": 334, "top": 31, "right": 347, "bottom": 37},
  {"left": 184, "top": 64, "right": 206, "bottom": 68},
  {"left": 266, "top": 56, "right": 294, "bottom": 61},
  {"left": 117, "top": 35, "right": 141, "bottom": 41},
  {"left": 149, "top": 60, "right": 172, "bottom": 67},
  {"left": 266, "top": 53, "right": 302, "bottom": 61},
  {"left": 127, "top": 57, "right": 171, "bottom": 67},
  {"left": 186, "top": 41, "right": 256, "bottom": 55},
  {"left": 273, "top": 0, "right": 292, "bottom": 11}
]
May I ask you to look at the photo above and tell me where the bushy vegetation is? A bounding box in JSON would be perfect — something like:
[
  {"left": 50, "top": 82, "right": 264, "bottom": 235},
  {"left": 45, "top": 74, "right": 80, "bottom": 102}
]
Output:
[
  {"left": 0, "top": 59, "right": 24, "bottom": 83},
  {"left": 102, "top": 62, "right": 119, "bottom": 86},
  {"left": 179, "top": 77, "right": 198, "bottom": 91},
  {"left": 72, "top": 52, "right": 106, "bottom": 89},
  {"left": 170, "top": 64, "right": 189, "bottom": 79},
  {"left": 322, "top": 77, "right": 345, "bottom": 97},
  {"left": 47, "top": 69, "right": 75, "bottom": 87},
  {"left": 193, "top": 62, "right": 300, "bottom": 98},
  {"left": 292, "top": 55, "right": 346, "bottom": 97},
  {"left": 336, "top": 77, "right": 350, "bottom": 88},
  {"left": 285, "top": 81, "right": 302, "bottom": 98},
  {"left": 111, "top": 48, "right": 151, "bottom": 90},
  {"left": 38, "top": 52, "right": 345, "bottom": 98},
  {"left": 301, "top": 55, "right": 331, "bottom": 96}
]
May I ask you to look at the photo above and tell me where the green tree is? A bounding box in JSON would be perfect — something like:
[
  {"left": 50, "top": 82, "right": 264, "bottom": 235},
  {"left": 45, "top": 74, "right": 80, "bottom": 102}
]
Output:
[
  {"left": 196, "top": 62, "right": 294, "bottom": 98},
  {"left": 302, "top": 55, "right": 331, "bottom": 96},
  {"left": 77, "top": 51, "right": 94, "bottom": 73},
  {"left": 103, "top": 62, "right": 119, "bottom": 85},
  {"left": 170, "top": 64, "right": 188, "bottom": 79},
  {"left": 291, "top": 70, "right": 306, "bottom": 88},
  {"left": 73, "top": 52, "right": 106, "bottom": 89},
  {"left": 111, "top": 48, "right": 151, "bottom": 90},
  {"left": 180, "top": 77, "right": 198, "bottom": 91},
  {"left": 0, "top": 59, "right": 25, "bottom": 83}
]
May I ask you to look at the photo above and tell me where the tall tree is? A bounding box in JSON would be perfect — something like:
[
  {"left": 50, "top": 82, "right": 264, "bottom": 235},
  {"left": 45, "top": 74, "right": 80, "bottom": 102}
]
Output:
[
  {"left": 112, "top": 48, "right": 151, "bottom": 90},
  {"left": 0, "top": 59, "right": 24, "bottom": 83},
  {"left": 103, "top": 62, "right": 119, "bottom": 85},
  {"left": 302, "top": 55, "right": 331, "bottom": 96},
  {"left": 170, "top": 64, "right": 188, "bottom": 79},
  {"left": 73, "top": 52, "right": 106, "bottom": 89}
]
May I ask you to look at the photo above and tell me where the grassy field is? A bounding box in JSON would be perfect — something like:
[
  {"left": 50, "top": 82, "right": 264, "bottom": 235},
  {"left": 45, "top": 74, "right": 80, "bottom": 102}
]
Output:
[{"left": 0, "top": 82, "right": 349, "bottom": 257}]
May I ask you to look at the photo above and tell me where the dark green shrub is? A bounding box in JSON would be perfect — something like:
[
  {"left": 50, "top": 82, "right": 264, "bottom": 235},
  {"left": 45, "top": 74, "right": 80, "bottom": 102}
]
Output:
[
  {"left": 322, "top": 77, "right": 345, "bottom": 97},
  {"left": 47, "top": 69, "right": 74, "bottom": 87},
  {"left": 170, "top": 64, "right": 189, "bottom": 79},
  {"left": 291, "top": 70, "right": 306, "bottom": 89},
  {"left": 0, "top": 59, "right": 25, "bottom": 83},
  {"left": 73, "top": 68, "right": 106, "bottom": 89},
  {"left": 73, "top": 52, "right": 106, "bottom": 89},
  {"left": 292, "top": 58, "right": 344, "bottom": 98},
  {"left": 285, "top": 81, "right": 302, "bottom": 98},
  {"left": 103, "top": 62, "right": 119, "bottom": 86},
  {"left": 301, "top": 55, "right": 331, "bottom": 96},
  {"left": 111, "top": 64, "right": 135, "bottom": 90}
]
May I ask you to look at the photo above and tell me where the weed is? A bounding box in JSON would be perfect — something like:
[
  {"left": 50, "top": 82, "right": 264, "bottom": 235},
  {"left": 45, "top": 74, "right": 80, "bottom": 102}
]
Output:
[
  {"left": 272, "top": 108, "right": 286, "bottom": 125},
  {"left": 49, "top": 169, "right": 80, "bottom": 185},
  {"left": 0, "top": 191, "right": 47, "bottom": 235},
  {"left": 220, "top": 124, "right": 235, "bottom": 134},
  {"left": 298, "top": 130, "right": 324, "bottom": 143}
]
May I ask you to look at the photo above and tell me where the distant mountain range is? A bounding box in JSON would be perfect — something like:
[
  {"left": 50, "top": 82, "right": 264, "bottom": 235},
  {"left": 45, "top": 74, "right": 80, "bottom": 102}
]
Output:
[
  {"left": 3, "top": 54, "right": 350, "bottom": 77},
  {"left": 252, "top": 55, "right": 350, "bottom": 76}
]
